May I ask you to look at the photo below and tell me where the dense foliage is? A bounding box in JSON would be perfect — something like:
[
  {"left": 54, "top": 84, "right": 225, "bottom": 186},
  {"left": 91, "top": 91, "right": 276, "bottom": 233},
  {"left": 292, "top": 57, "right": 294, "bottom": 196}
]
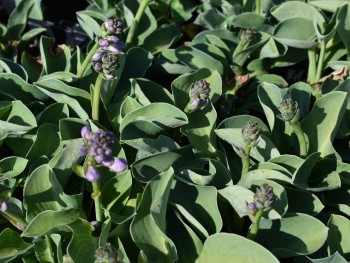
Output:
[{"left": 0, "top": 0, "right": 350, "bottom": 262}]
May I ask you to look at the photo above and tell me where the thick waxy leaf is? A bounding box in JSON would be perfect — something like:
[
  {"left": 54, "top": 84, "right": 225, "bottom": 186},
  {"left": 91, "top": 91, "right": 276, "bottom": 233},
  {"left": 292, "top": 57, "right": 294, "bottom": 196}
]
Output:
[
  {"left": 194, "top": 9, "right": 226, "bottom": 29},
  {"left": 130, "top": 167, "right": 177, "bottom": 263},
  {"left": 285, "top": 187, "right": 324, "bottom": 216},
  {"left": 273, "top": 18, "right": 317, "bottom": 49},
  {"left": 230, "top": 12, "right": 266, "bottom": 28},
  {"left": 26, "top": 123, "right": 61, "bottom": 160},
  {"left": 0, "top": 59, "right": 28, "bottom": 81},
  {"left": 177, "top": 159, "right": 232, "bottom": 189},
  {"left": 197, "top": 233, "right": 279, "bottom": 263},
  {"left": 337, "top": 4, "right": 350, "bottom": 58},
  {"left": 49, "top": 138, "right": 84, "bottom": 187},
  {"left": 0, "top": 229, "right": 33, "bottom": 262},
  {"left": 0, "top": 101, "right": 37, "bottom": 138},
  {"left": 6, "top": 0, "right": 35, "bottom": 40},
  {"left": 182, "top": 103, "right": 223, "bottom": 161},
  {"left": 169, "top": 180, "right": 222, "bottom": 238},
  {"left": 142, "top": 25, "right": 182, "bottom": 54},
  {"left": 167, "top": 207, "right": 203, "bottom": 263},
  {"left": 35, "top": 79, "right": 90, "bottom": 120},
  {"left": 327, "top": 215, "right": 350, "bottom": 260},
  {"left": 293, "top": 252, "right": 348, "bottom": 263},
  {"left": 323, "top": 186, "right": 350, "bottom": 217},
  {"left": 175, "top": 46, "right": 224, "bottom": 75},
  {"left": 22, "top": 209, "right": 85, "bottom": 237},
  {"left": 256, "top": 213, "right": 328, "bottom": 258},
  {"left": 102, "top": 170, "right": 132, "bottom": 213},
  {"left": 23, "top": 164, "right": 82, "bottom": 221},
  {"left": 301, "top": 92, "right": 347, "bottom": 158},
  {"left": 121, "top": 103, "right": 187, "bottom": 132},
  {"left": 292, "top": 152, "right": 341, "bottom": 192},
  {"left": 0, "top": 156, "right": 28, "bottom": 181},
  {"left": 77, "top": 11, "right": 107, "bottom": 39},
  {"left": 219, "top": 185, "right": 254, "bottom": 218},
  {"left": 37, "top": 103, "right": 69, "bottom": 126},
  {"left": 238, "top": 169, "right": 292, "bottom": 187},
  {"left": 67, "top": 219, "right": 99, "bottom": 263},
  {"left": 271, "top": 2, "right": 325, "bottom": 27},
  {"left": 131, "top": 145, "right": 203, "bottom": 182},
  {"left": 40, "top": 36, "right": 71, "bottom": 74}
]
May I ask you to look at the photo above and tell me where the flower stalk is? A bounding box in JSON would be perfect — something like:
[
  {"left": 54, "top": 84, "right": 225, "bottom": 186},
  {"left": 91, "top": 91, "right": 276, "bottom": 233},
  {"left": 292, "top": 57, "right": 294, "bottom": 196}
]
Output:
[
  {"left": 246, "top": 184, "right": 275, "bottom": 241},
  {"left": 91, "top": 180, "right": 103, "bottom": 223},
  {"left": 125, "top": 0, "right": 152, "bottom": 49},
  {"left": 92, "top": 74, "right": 103, "bottom": 121},
  {"left": 277, "top": 99, "right": 307, "bottom": 157},
  {"left": 77, "top": 42, "right": 100, "bottom": 79}
]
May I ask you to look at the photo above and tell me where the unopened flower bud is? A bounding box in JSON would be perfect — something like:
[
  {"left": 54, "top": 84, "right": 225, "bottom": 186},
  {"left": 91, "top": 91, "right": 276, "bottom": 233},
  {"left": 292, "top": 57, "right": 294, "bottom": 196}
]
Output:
[
  {"left": 185, "top": 80, "right": 211, "bottom": 112},
  {"left": 0, "top": 200, "right": 8, "bottom": 212},
  {"left": 242, "top": 121, "right": 261, "bottom": 148},
  {"left": 101, "top": 18, "right": 123, "bottom": 35},
  {"left": 91, "top": 52, "right": 104, "bottom": 62},
  {"left": 103, "top": 42, "right": 125, "bottom": 53},
  {"left": 86, "top": 164, "right": 100, "bottom": 182},
  {"left": 103, "top": 157, "right": 128, "bottom": 172},
  {"left": 254, "top": 183, "right": 275, "bottom": 211},
  {"left": 241, "top": 28, "right": 256, "bottom": 42},
  {"left": 277, "top": 99, "right": 300, "bottom": 123},
  {"left": 95, "top": 243, "right": 120, "bottom": 263},
  {"left": 247, "top": 202, "right": 257, "bottom": 215},
  {"left": 99, "top": 39, "right": 109, "bottom": 47}
]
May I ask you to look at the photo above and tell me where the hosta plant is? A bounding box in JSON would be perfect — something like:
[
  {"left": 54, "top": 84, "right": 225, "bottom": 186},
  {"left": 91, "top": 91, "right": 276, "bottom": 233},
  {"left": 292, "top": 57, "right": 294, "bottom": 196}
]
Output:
[{"left": 0, "top": 0, "right": 350, "bottom": 262}]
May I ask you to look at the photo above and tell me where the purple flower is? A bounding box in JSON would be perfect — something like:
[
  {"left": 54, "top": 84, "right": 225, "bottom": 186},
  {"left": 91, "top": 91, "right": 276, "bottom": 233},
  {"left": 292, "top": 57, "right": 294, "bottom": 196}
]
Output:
[
  {"left": 1, "top": 200, "right": 9, "bottom": 212},
  {"left": 246, "top": 202, "right": 257, "bottom": 215},
  {"left": 254, "top": 183, "right": 275, "bottom": 211},
  {"left": 103, "top": 157, "right": 128, "bottom": 172},
  {"left": 86, "top": 164, "right": 100, "bottom": 182},
  {"left": 98, "top": 39, "right": 109, "bottom": 47}
]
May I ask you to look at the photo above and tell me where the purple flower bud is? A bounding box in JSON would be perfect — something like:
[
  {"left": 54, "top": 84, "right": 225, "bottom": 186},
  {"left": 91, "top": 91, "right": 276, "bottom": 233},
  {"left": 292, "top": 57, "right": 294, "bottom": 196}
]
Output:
[
  {"left": 104, "top": 157, "right": 128, "bottom": 172},
  {"left": 86, "top": 164, "right": 100, "bottom": 182},
  {"left": 247, "top": 202, "right": 257, "bottom": 215},
  {"left": 90, "top": 221, "right": 99, "bottom": 230},
  {"left": 93, "top": 62, "right": 102, "bottom": 72},
  {"left": 91, "top": 51, "right": 104, "bottom": 62},
  {"left": 81, "top": 126, "right": 92, "bottom": 138},
  {"left": 101, "top": 18, "right": 123, "bottom": 35},
  {"left": 1, "top": 200, "right": 9, "bottom": 212},
  {"left": 78, "top": 145, "right": 87, "bottom": 156},
  {"left": 103, "top": 42, "right": 125, "bottom": 53},
  {"left": 106, "top": 35, "right": 119, "bottom": 43},
  {"left": 99, "top": 39, "right": 109, "bottom": 47}
]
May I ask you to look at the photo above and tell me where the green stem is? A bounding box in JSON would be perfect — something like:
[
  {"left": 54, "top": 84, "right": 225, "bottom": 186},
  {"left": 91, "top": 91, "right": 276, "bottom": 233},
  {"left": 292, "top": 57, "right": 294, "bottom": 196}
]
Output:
[
  {"left": 125, "top": 0, "right": 152, "bottom": 49},
  {"left": 315, "top": 40, "right": 326, "bottom": 89},
  {"left": 247, "top": 209, "right": 263, "bottom": 240},
  {"left": 255, "top": 0, "right": 261, "bottom": 15},
  {"left": 241, "top": 145, "right": 251, "bottom": 176},
  {"left": 77, "top": 42, "right": 100, "bottom": 79},
  {"left": 233, "top": 39, "right": 248, "bottom": 58},
  {"left": 91, "top": 180, "right": 103, "bottom": 222},
  {"left": 92, "top": 75, "right": 103, "bottom": 121},
  {"left": 290, "top": 121, "right": 307, "bottom": 157},
  {"left": 307, "top": 49, "right": 317, "bottom": 84}
]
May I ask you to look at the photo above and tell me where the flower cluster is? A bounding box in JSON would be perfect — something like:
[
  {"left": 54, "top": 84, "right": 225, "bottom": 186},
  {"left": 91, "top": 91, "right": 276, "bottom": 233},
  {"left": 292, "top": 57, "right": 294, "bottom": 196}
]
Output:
[
  {"left": 79, "top": 126, "right": 128, "bottom": 182},
  {"left": 247, "top": 183, "right": 275, "bottom": 216},
  {"left": 91, "top": 18, "right": 125, "bottom": 80},
  {"left": 242, "top": 121, "right": 261, "bottom": 148},
  {"left": 185, "top": 80, "right": 211, "bottom": 112},
  {"left": 277, "top": 99, "right": 300, "bottom": 123},
  {"left": 95, "top": 243, "right": 122, "bottom": 263}
]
